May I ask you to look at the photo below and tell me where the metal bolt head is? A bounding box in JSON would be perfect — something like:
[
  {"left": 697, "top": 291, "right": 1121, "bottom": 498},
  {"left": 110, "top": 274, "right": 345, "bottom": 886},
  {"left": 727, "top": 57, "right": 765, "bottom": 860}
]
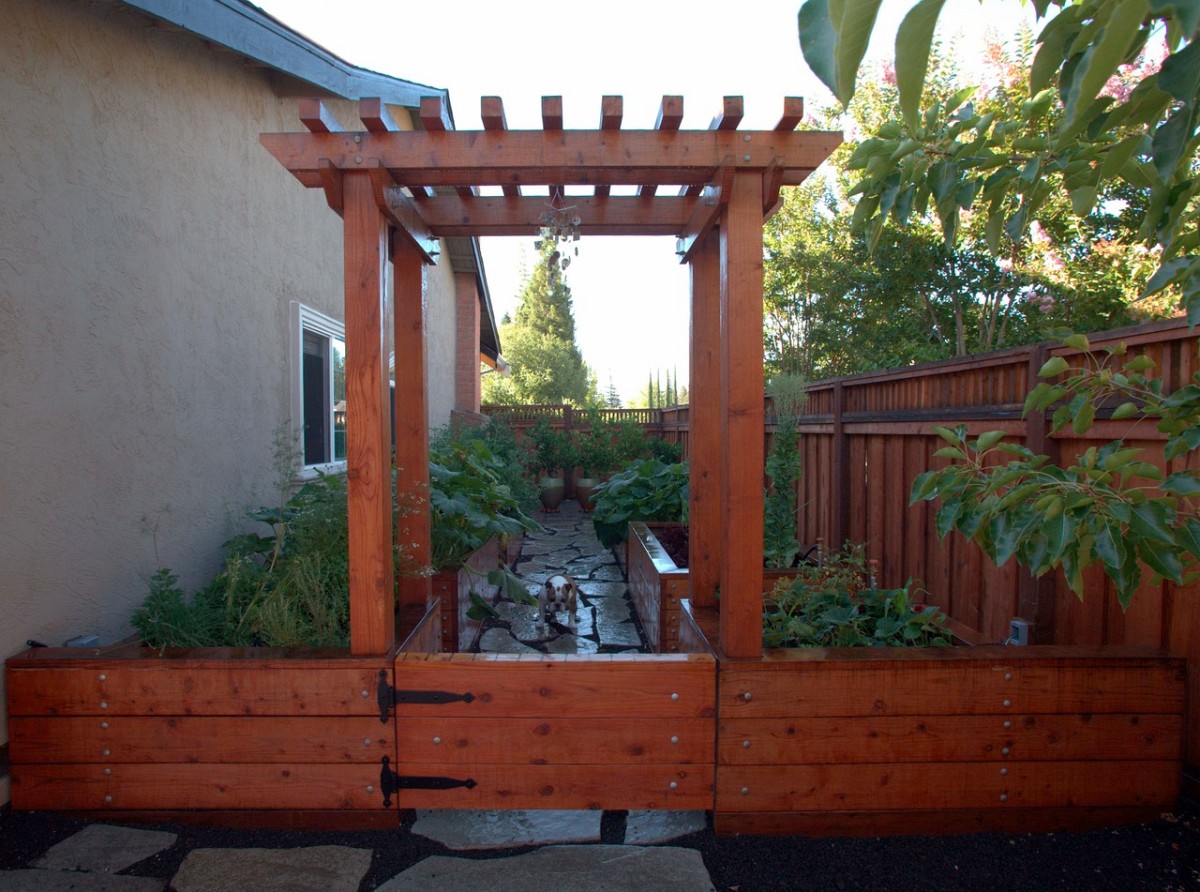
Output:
[
  {"left": 102, "top": 749, "right": 111, "bottom": 757},
  {"left": 100, "top": 721, "right": 108, "bottom": 730},
  {"left": 104, "top": 795, "right": 113, "bottom": 803},
  {"left": 103, "top": 767, "right": 111, "bottom": 776},
  {"left": 743, "top": 691, "right": 752, "bottom": 702},
  {"left": 1004, "top": 672, "right": 1013, "bottom": 681},
  {"left": 669, "top": 781, "right": 678, "bottom": 790},
  {"left": 354, "top": 134, "right": 362, "bottom": 143},
  {"left": 363, "top": 739, "right": 372, "bottom": 747},
  {"left": 743, "top": 740, "right": 751, "bottom": 749},
  {"left": 742, "top": 153, "right": 752, "bottom": 162},
  {"left": 433, "top": 736, "right": 442, "bottom": 745},
  {"left": 743, "top": 134, "right": 752, "bottom": 142},
  {"left": 999, "top": 793, "right": 1008, "bottom": 802},
  {"left": 740, "top": 787, "right": 749, "bottom": 795},
  {"left": 355, "top": 155, "right": 363, "bottom": 164},
  {"left": 99, "top": 701, "right": 108, "bottom": 710},
  {"left": 670, "top": 736, "right": 680, "bottom": 745},
  {"left": 1002, "top": 746, "right": 1011, "bottom": 755},
  {"left": 1003, "top": 720, "right": 1012, "bottom": 729},
  {"left": 670, "top": 692, "right": 680, "bottom": 701},
  {"left": 361, "top": 690, "right": 370, "bottom": 698},
  {"left": 1000, "top": 768, "right": 1009, "bottom": 776},
  {"left": 366, "top": 784, "right": 374, "bottom": 793},
  {"left": 1002, "top": 699, "right": 1011, "bottom": 708},
  {"left": 98, "top": 674, "right": 107, "bottom": 682}
]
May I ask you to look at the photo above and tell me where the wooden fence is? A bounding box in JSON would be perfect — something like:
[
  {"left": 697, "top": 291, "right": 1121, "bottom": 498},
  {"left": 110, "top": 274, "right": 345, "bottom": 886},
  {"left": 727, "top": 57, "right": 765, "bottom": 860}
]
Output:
[{"left": 485, "top": 317, "right": 1200, "bottom": 776}]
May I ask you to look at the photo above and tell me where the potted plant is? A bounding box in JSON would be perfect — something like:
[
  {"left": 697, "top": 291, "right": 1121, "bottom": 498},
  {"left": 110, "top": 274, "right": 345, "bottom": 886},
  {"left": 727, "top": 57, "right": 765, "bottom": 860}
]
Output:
[
  {"left": 573, "top": 414, "right": 617, "bottom": 511},
  {"left": 527, "top": 418, "right": 570, "bottom": 510}
]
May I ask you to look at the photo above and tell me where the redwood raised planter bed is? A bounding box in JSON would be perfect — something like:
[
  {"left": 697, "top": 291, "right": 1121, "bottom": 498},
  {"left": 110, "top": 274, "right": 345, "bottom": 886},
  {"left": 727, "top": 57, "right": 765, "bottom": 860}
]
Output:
[
  {"left": 678, "top": 600, "right": 1185, "bottom": 836},
  {"left": 430, "top": 533, "right": 520, "bottom": 653},
  {"left": 626, "top": 522, "right": 801, "bottom": 653}
]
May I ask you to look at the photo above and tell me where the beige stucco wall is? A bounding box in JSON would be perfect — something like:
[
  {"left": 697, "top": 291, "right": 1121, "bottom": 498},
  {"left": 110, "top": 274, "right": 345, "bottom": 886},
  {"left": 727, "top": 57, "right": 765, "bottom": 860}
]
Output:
[{"left": 0, "top": 0, "right": 462, "bottom": 794}]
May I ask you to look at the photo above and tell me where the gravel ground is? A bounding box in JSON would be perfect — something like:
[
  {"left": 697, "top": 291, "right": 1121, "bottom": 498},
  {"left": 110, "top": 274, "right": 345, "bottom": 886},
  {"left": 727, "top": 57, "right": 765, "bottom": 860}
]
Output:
[{"left": 2, "top": 805, "right": 1199, "bottom": 891}]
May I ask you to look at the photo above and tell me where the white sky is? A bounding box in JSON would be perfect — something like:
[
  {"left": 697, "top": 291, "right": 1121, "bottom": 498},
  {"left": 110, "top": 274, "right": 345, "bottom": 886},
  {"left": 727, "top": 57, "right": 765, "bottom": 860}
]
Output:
[{"left": 255, "top": 0, "right": 1033, "bottom": 404}]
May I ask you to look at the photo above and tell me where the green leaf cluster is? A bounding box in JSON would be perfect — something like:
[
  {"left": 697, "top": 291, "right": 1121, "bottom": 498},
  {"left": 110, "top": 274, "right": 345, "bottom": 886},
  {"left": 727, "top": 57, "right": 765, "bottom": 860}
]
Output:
[
  {"left": 798, "top": 0, "right": 1200, "bottom": 320},
  {"left": 590, "top": 459, "right": 690, "bottom": 549},
  {"left": 910, "top": 337, "right": 1200, "bottom": 608},
  {"left": 763, "top": 546, "right": 953, "bottom": 647}
]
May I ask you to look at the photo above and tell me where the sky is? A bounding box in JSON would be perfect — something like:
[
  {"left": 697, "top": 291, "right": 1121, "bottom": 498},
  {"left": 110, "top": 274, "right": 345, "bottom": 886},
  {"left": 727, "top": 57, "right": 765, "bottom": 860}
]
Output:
[{"left": 255, "top": 0, "right": 1033, "bottom": 404}]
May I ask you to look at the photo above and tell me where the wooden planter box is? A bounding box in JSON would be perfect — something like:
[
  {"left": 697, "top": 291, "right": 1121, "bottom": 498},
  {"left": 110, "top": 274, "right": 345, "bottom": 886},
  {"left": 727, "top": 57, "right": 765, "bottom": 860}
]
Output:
[
  {"left": 626, "top": 522, "right": 800, "bottom": 653},
  {"left": 679, "top": 601, "right": 1186, "bottom": 836},
  {"left": 430, "top": 534, "right": 520, "bottom": 653}
]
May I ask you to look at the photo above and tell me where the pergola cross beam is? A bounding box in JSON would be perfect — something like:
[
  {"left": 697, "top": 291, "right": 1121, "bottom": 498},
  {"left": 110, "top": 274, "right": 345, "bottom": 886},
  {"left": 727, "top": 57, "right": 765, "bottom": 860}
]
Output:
[{"left": 261, "top": 94, "right": 840, "bottom": 659}]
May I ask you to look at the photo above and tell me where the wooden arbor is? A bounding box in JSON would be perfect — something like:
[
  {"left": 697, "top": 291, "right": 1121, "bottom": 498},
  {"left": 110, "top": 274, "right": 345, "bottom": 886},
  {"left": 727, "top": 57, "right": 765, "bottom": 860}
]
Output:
[{"left": 262, "top": 94, "right": 840, "bottom": 659}]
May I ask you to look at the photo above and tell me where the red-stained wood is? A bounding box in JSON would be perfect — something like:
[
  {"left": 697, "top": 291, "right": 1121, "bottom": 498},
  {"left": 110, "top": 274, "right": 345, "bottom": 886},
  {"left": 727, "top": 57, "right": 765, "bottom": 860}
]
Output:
[
  {"left": 593, "top": 96, "right": 623, "bottom": 197},
  {"left": 398, "top": 716, "right": 714, "bottom": 765},
  {"left": 774, "top": 97, "right": 805, "bottom": 131},
  {"left": 11, "top": 763, "right": 386, "bottom": 812},
  {"left": 541, "top": 95, "right": 564, "bottom": 130},
  {"left": 259, "top": 130, "right": 843, "bottom": 190},
  {"left": 716, "top": 761, "right": 1178, "bottom": 813},
  {"left": 393, "top": 234, "right": 432, "bottom": 613},
  {"left": 711, "top": 95, "right": 744, "bottom": 130},
  {"left": 418, "top": 95, "right": 451, "bottom": 132},
  {"left": 718, "top": 713, "right": 1182, "bottom": 764},
  {"left": 360, "top": 97, "right": 400, "bottom": 133},
  {"left": 481, "top": 96, "right": 520, "bottom": 197},
  {"left": 318, "top": 158, "right": 343, "bottom": 215},
  {"left": 387, "top": 762, "right": 712, "bottom": 811},
  {"left": 688, "top": 232, "right": 722, "bottom": 609},
  {"left": 718, "top": 171, "right": 765, "bottom": 659},
  {"left": 638, "top": 95, "right": 684, "bottom": 197},
  {"left": 343, "top": 172, "right": 395, "bottom": 654},
  {"left": 9, "top": 716, "right": 393, "bottom": 764},
  {"left": 408, "top": 194, "right": 696, "bottom": 236},
  {"left": 299, "top": 97, "right": 341, "bottom": 133}
]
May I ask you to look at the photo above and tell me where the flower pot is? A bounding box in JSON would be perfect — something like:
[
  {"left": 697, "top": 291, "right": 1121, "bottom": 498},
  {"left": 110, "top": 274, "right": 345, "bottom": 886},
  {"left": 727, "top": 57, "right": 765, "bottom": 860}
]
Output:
[
  {"left": 538, "top": 475, "right": 565, "bottom": 511},
  {"left": 575, "top": 476, "right": 599, "bottom": 511}
]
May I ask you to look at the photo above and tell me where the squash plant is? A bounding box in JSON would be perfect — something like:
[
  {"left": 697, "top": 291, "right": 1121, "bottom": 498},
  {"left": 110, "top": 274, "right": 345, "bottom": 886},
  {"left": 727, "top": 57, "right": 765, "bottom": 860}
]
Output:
[
  {"left": 590, "top": 459, "right": 689, "bottom": 549},
  {"left": 911, "top": 334, "right": 1200, "bottom": 609}
]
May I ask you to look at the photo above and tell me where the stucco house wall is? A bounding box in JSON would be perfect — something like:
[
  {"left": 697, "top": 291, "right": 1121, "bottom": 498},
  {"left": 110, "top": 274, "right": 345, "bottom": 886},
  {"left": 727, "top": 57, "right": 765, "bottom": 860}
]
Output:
[{"left": 0, "top": 0, "right": 485, "bottom": 803}]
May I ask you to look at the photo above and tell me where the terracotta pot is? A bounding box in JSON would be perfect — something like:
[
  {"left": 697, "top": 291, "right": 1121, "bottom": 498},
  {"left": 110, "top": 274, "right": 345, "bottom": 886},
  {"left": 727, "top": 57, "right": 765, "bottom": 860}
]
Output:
[
  {"left": 575, "top": 476, "right": 599, "bottom": 511},
  {"left": 538, "top": 475, "right": 565, "bottom": 510}
]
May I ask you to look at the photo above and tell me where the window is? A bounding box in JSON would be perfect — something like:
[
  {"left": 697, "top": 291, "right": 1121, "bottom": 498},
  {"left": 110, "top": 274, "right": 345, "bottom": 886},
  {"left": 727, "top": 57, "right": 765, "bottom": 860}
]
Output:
[{"left": 291, "top": 303, "right": 346, "bottom": 472}]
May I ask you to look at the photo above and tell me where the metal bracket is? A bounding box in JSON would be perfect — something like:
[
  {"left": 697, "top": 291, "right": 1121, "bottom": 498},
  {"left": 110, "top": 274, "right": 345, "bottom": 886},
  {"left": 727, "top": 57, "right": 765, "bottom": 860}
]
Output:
[
  {"left": 379, "top": 756, "right": 476, "bottom": 807},
  {"left": 376, "top": 669, "right": 475, "bottom": 723}
]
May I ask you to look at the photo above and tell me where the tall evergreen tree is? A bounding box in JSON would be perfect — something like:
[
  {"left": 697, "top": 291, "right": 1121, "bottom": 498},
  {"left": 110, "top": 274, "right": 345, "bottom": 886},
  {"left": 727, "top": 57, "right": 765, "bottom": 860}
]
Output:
[{"left": 482, "top": 240, "right": 594, "bottom": 406}]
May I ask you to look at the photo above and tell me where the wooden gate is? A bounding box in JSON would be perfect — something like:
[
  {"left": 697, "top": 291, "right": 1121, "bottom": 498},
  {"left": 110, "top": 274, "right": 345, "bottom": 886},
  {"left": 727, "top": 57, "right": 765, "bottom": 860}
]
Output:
[{"left": 380, "top": 652, "right": 717, "bottom": 810}]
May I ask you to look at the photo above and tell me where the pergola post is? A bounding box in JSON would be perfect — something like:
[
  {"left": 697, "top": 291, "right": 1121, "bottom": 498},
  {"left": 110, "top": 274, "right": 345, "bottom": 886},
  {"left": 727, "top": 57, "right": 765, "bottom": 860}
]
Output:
[
  {"left": 688, "top": 229, "right": 722, "bottom": 608},
  {"left": 718, "top": 170, "right": 766, "bottom": 660},
  {"left": 343, "top": 171, "right": 395, "bottom": 655},
  {"left": 394, "top": 235, "right": 433, "bottom": 612}
]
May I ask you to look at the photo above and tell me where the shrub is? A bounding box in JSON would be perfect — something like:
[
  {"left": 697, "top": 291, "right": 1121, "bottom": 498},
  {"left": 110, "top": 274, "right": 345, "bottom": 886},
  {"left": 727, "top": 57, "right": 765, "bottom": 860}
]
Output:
[
  {"left": 590, "top": 459, "right": 689, "bottom": 549},
  {"left": 762, "top": 546, "right": 952, "bottom": 648}
]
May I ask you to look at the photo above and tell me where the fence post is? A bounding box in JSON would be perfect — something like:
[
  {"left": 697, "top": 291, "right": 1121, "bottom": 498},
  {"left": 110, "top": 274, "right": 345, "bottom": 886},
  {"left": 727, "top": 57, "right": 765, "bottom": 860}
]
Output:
[
  {"left": 1017, "top": 343, "right": 1058, "bottom": 643},
  {"left": 829, "top": 381, "right": 850, "bottom": 550},
  {"left": 563, "top": 404, "right": 575, "bottom": 499}
]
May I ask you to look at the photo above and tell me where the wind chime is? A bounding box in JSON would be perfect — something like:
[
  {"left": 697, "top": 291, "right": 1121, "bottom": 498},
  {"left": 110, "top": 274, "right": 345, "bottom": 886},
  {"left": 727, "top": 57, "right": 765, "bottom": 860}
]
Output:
[{"left": 534, "top": 187, "right": 581, "bottom": 271}]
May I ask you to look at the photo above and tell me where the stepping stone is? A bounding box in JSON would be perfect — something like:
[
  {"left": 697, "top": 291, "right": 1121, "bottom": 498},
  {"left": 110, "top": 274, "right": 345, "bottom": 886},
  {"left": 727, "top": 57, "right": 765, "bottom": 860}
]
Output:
[
  {"left": 0, "top": 871, "right": 165, "bottom": 892},
  {"left": 478, "top": 628, "right": 542, "bottom": 654},
  {"left": 577, "top": 581, "right": 627, "bottom": 599},
  {"left": 624, "top": 810, "right": 708, "bottom": 844},
  {"left": 588, "top": 565, "right": 627, "bottom": 581},
  {"left": 375, "top": 845, "right": 716, "bottom": 892},
  {"left": 171, "top": 846, "right": 370, "bottom": 892},
  {"left": 544, "top": 633, "right": 600, "bottom": 655},
  {"left": 33, "top": 824, "right": 177, "bottom": 874},
  {"left": 410, "top": 809, "right": 601, "bottom": 850}
]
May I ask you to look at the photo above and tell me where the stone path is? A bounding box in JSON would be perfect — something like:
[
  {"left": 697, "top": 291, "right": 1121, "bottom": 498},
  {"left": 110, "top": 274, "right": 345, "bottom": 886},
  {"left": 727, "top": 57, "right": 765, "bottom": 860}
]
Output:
[{"left": 471, "top": 503, "right": 649, "bottom": 655}]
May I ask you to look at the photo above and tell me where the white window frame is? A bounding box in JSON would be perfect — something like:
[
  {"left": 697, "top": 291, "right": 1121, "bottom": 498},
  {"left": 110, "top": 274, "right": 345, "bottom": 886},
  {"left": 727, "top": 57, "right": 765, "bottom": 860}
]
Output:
[{"left": 290, "top": 302, "right": 347, "bottom": 480}]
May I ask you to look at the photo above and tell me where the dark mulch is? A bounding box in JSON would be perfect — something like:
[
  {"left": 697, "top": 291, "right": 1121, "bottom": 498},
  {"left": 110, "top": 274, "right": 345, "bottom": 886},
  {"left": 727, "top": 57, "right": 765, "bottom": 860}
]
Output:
[
  {"left": 2, "top": 805, "right": 1198, "bottom": 891},
  {"left": 655, "top": 523, "right": 689, "bottom": 567}
]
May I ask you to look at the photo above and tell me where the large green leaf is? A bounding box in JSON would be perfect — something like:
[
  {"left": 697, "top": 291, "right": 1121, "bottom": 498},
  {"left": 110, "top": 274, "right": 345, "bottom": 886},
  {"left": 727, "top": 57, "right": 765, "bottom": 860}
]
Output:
[
  {"left": 895, "top": 0, "right": 947, "bottom": 129},
  {"left": 798, "top": 0, "right": 885, "bottom": 106},
  {"left": 1064, "top": 0, "right": 1151, "bottom": 130}
]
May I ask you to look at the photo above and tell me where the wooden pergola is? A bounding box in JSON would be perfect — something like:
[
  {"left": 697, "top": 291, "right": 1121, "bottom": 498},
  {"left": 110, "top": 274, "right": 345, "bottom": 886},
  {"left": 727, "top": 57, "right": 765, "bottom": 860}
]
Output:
[{"left": 262, "top": 94, "right": 841, "bottom": 660}]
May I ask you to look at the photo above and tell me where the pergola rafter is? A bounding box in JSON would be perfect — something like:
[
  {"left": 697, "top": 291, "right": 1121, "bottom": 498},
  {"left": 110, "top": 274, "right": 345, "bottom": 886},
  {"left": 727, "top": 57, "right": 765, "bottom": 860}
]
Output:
[{"left": 261, "top": 93, "right": 840, "bottom": 659}]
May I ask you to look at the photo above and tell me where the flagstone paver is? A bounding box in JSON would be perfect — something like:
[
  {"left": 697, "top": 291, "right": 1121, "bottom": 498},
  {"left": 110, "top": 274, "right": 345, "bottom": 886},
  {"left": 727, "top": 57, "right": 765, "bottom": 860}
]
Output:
[{"left": 33, "top": 825, "right": 177, "bottom": 874}]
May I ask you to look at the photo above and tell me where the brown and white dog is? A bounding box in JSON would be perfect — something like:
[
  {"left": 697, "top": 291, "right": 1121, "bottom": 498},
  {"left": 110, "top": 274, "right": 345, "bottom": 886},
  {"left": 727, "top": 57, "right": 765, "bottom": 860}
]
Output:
[{"left": 538, "top": 573, "right": 579, "bottom": 630}]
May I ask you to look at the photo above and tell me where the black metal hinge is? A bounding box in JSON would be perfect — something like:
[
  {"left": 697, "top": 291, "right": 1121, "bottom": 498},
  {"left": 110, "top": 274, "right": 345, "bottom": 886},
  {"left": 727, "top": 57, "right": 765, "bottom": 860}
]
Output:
[
  {"left": 379, "top": 756, "right": 476, "bottom": 807},
  {"left": 376, "top": 669, "right": 475, "bottom": 723}
]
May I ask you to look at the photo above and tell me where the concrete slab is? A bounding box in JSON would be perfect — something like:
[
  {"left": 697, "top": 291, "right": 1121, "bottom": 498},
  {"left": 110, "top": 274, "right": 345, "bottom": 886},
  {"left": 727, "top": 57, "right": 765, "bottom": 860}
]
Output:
[
  {"left": 33, "top": 825, "right": 177, "bottom": 874},
  {"left": 374, "top": 845, "right": 716, "bottom": 892},
  {"left": 624, "top": 811, "right": 708, "bottom": 844},
  {"left": 0, "top": 870, "right": 165, "bottom": 892},
  {"left": 170, "top": 846, "right": 370, "bottom": 892},
  {"left": 411, "top": 809, "right": 601, "bottom": 850}
]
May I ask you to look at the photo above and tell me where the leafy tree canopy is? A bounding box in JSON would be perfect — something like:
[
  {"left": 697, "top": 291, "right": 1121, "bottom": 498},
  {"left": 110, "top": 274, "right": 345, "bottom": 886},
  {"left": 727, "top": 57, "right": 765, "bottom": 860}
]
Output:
[
  {"left": 797, "top": 0, "right": 1200, "bottom": 322},
  {"left": 482, "top": 240, "right": 599, "bottom": 407}
]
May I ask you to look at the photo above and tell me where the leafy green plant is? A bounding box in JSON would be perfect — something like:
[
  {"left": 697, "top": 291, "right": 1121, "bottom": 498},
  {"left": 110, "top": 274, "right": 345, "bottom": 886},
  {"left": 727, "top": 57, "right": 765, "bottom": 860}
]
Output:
[
  {"left": 763, "top": 546, "right": 952, "bottom": 648},
  {"left": 573, "top": 411, "right": 617, "bottom": 478},
  {"left": 612, "top": 419, "right": 652, "bottom": 466},
  {"left": 764, "top": 373, "right": 808, "bottom": 568},
  {"left": 528, "top": 418, "right": 572, "bottom": 477},
  {"left": 590, "top": 459, "right": 689, "bottom": 549},
  {"left": 911, "top": 334, "right": 1200, "bottom": 608},
  {"left": 429, "top": 435, "right": 538, "bottom": 570},
  {"left": 647, "top": 437, "right": 683, "bottom": 464}
]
